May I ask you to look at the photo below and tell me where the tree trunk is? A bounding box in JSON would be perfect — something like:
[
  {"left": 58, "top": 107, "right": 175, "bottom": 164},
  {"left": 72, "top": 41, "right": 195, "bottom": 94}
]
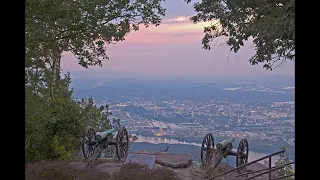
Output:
[{"left": 50, "top": 57, "right": 56, "bottom": 103}]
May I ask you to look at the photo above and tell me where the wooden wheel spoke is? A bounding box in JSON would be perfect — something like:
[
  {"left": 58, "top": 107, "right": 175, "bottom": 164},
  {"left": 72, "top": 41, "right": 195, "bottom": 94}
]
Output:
[
  {"left": 236, "top": 139, "right": 249, "bottom": 173},
  {"left": 116, "top": 128, "right": 129, "bottom": 160},
  {"left": 82, "top": 127, "right": 96, "bottom": 160},
  {"left": 201, "top": 133, "right": 215, "bottom": 167}
]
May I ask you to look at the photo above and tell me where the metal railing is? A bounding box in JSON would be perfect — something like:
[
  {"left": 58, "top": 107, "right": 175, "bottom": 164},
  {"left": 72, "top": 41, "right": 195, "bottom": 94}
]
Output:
[{"left": 208, "top": 149, "right": 295, "bottom": 180}]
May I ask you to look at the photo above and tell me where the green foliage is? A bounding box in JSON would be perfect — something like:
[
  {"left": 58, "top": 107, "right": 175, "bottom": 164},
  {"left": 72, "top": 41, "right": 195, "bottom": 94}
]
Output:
[
  {"left": 52, "top": 135, "right": 74, "bottom": 160},
  {"left": 263, "top": 146, "right": 294, "bottom": 179},
  {"left": 185, "top": 0, "right": 295, "bottom": 70},
  {"left": 25, "top": 75, "right": 111, "bottom": 162},
  {"left": 25, "top": 0, "right": 164, "bottom": 163},
  {"left": 26, "top": 161, "right": 180, "bottom": 180},
  {"left": 275, "top": 146, "right": 294, "bottom": 179},
  {"left": 26, "top": 0, "right": 166, "bottom": 69}
]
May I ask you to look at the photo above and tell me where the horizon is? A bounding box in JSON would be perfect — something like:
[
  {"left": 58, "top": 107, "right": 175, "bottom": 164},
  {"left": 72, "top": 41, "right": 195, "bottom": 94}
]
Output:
[
  {"left": 65, "top": 70, "right": 295, "bottom": 86},
  {"left": 60, "top": 0, "right": 295, "bottom": 79}
]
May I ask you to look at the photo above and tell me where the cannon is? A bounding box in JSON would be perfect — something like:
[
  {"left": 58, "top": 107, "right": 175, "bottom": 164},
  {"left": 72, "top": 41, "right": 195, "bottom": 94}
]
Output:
[
  {"left": 200, "top": 133, "right": 249, "bottom": 174},
  {"left": 81, "top": 123, "right": 129, "bottom": 167}
]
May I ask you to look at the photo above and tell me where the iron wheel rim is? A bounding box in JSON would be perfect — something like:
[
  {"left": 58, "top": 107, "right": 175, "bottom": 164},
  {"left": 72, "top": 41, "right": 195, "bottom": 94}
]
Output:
[
  {"left": 116, "top": 128, "right": 129, "bottom": 160},
  {"left": 82, "top": 127, "right": 96, "bottom": 159},
  {"left": 236, "top": 138, "right": 249, "bottom": 173},
  {"left": 201, "top": 133, "right": 215, "bottom": 167}
]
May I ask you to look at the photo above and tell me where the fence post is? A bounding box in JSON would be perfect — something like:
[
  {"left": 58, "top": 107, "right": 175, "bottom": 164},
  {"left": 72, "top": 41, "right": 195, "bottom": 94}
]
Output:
[{"left": 269, "top": 156, "right": 272, "bottom": 180}]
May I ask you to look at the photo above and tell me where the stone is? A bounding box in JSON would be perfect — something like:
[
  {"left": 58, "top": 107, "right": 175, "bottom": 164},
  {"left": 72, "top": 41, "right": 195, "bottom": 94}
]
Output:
[
  {"left": 70, "top": 159, "right": 124, "bottom": 175},
  {"left": 95, "top": 159, "right": 123, "bottom": 174},
  {"left": 156, "top": 152, "right": 193, "bottom": 168},
  {"left": 135, "top": 151, "right": 193, "bottom": 168}
]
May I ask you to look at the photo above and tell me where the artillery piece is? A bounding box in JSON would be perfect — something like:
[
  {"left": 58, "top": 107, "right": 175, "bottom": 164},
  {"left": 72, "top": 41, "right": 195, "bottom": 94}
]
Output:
[
  {"left": 81, "top": 123, "right": 129, "bottom": 167},
  {"left": 200, "top": 133, "right": 249, "bottom": 174}
]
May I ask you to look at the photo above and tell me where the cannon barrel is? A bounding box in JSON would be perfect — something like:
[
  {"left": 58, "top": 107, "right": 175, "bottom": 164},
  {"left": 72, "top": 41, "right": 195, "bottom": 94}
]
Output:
[
  {"left": 96, "top": 127, "right": 117, "bottom": 141},
  {"left": 216, "top": 138, "right": 235, "bottom": 150}
]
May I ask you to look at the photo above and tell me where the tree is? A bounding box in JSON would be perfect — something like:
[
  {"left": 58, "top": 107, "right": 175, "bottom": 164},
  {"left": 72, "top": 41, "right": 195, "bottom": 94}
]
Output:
[
  {"left": 26, "top": 0, "right": 166, "bottom": 70},
  {"left": 25, "top": 0, "right": 164, "bottom": 162},
  {"left": 25, "top": 73, "right": 112, "bottom": 162},
  {"left": 275, "top": 146, "right": 294, "bottom": 180},
  {"left": 26, "top": 0, "right": 166, "bottom": 103},
  {"left": 185, "top": 0, "right": 295, "bottom": 70},
  {"left": 263, "top": 146, "right": 294, "bottom": 180}
]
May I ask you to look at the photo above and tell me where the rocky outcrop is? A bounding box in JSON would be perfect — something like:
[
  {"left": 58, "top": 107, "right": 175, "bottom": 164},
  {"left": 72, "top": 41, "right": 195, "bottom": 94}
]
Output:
[
  {"left": 134, "top": 151, "right": 193, "bottom": 168},
  {"left": 70, "top": 152, "right": 282, "bottom": 180},
  {"left": 70, "top": 159, "right": 123, "bottom": 174},
  {"left": 155, "top": 152, "right": 193, "bottom": 168}
]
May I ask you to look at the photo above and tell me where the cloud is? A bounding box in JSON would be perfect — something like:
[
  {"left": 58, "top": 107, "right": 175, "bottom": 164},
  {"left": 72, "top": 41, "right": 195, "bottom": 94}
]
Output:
[
  {"left": 143, "top": 31, "right": 202, "bottom": 38},
  {"left": 116, "top": 16, "right": 215, "bottom": 45},
  {"left": 161, "top": 16, "right": 190, "bottom": 25},
  {"left": 60, "top": 13, "right": 294, "bottom": 77}
]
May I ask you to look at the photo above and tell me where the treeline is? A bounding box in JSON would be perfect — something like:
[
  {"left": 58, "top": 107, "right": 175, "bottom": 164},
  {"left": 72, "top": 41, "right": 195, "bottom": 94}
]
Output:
[
  {"left": 25, "top": 0, "right": 166, "bottom": 163},
  {"left": 25, "top": 75, "right": 112, "bottom": 162}
]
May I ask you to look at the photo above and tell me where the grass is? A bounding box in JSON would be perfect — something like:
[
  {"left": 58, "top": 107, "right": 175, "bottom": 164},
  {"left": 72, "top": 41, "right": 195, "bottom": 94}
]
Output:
[
  {"left": 188, "top": 161, "right": 231, "bottom": 180},
  {"left": 206, "top": 164, "right": 227, "bottom": 178},
  {"left": 25, "top": 161, "right": 181, "bottom": 180}
]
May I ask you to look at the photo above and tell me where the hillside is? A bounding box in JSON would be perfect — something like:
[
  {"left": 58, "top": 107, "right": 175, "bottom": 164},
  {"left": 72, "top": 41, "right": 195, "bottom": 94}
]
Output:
[{"left": 25, "top": 151, "right": 280, "bottom": 180}]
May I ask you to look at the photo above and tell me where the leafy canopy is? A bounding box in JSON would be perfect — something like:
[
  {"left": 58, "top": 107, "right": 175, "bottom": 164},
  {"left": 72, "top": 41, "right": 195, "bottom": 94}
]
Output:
[
  {"left": 26, "top": 0, "right": 166, "bottom": 69},
  {"left": 25, "top": 0, "right": 166, "bottom": 162},
  {"left": 185, "top": 0, "right": 295, "bottom": 70}
]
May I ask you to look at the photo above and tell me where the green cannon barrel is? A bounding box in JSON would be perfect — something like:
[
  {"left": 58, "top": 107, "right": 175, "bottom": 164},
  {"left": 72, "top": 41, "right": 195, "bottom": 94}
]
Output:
[
  {"left": 96, "top": 127, "right": 117, "bottom": 141},
  {"left": 216, "top": 138, "right": 235, "bottom": 150}
]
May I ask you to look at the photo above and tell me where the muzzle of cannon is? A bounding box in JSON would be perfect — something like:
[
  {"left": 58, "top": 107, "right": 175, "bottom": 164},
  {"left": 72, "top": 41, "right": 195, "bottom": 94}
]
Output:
[
  {"left": 95, "top": 127, "right": 117, "bottom": 141},
  {"left": 216, "top": 138, "right": 235, "bottom": 150}
]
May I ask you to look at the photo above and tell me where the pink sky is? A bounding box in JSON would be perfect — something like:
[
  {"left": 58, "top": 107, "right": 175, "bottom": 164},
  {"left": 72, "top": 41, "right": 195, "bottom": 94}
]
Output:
[{"left": 61, "top": 1, "right": 294, "bottom": 78}]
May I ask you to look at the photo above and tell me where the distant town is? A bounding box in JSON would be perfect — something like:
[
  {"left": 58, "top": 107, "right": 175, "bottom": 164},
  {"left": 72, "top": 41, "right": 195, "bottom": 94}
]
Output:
[{"left": 91, "top": 83, "right": 295, "bottom": 147}]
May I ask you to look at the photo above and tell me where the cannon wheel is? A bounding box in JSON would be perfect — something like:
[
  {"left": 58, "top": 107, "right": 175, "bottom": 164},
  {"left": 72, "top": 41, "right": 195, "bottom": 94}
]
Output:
[
  {"left": 201, "top": 133, "right": 215, "bottom": 167},
  {"left": 87, "top": 143, "right": 105, "bottom": 167},
  {"left": 82, "top": 126, "right": 97, "bottom": 159},
  {"left": 236, "top": 138, "right": 249, "bottom": 173},
  {"left": 116, "top": 128, "right": 129, "bottom": 160}
]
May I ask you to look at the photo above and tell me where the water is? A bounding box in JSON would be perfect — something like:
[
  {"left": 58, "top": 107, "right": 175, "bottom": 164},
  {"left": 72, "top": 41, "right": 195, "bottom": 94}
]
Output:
[{"left": 131, "top": 135, "right": 294, "bottom": 169}]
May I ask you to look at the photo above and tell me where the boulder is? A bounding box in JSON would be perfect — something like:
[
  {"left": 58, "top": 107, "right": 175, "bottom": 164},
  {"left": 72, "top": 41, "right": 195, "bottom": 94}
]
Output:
[{"left": 135, "top": 151, "right": 193, "bottom": 168}]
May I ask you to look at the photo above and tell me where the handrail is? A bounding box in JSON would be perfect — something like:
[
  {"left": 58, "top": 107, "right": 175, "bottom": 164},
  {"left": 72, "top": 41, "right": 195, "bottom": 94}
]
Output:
[
  {"left": 235, "top": 166, "right": 272, "bottom": 177},
  {"left": 243, "top": 162, "right": 295, "bottom": 180},
  {"left": 236, "top": 162, "right": 294, "bottom": 177},
  {"left": 207, "top": 149, "right": 286, "bottom": 180}
]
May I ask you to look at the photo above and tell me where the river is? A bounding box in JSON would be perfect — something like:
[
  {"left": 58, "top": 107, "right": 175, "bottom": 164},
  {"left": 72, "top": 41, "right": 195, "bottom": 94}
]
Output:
[{"left": 130, "top": 135, "right": 295, "bottom": 170}]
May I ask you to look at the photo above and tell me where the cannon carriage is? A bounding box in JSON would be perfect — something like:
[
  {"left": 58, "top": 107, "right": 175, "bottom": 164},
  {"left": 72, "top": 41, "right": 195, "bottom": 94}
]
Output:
[
  {"left": 201, "top": 133, "right": 249, "bottom": 174},
  {"left": 81, "top": 124, "right": 129, "bottom": 167}
]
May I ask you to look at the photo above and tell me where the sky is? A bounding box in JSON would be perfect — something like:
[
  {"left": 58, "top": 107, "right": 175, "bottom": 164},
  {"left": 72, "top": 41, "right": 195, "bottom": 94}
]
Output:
[{"left": 60, "top": 0, "right": 295, "bottom": 79}]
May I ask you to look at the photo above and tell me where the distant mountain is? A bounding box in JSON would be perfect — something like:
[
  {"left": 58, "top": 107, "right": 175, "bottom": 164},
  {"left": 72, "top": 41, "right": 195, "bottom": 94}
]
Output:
[
  {"left": 66, "top": 71, "right": 294, "bottom": 85},
  {"left": 73, "top": 82, "right": 294, "bottom": 103}
]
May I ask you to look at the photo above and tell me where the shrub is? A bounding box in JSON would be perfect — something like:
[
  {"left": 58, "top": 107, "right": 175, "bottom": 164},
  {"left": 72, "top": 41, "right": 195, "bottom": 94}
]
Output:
[{"left": 25, "top": 161, "right": 181, "bottom": 180}]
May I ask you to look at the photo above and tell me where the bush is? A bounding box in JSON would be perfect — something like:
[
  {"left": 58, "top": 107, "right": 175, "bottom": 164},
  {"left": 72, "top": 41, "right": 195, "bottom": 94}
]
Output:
[
  {"left": 25, "top": 73, "right": 112, "bottom": 163},
  {"left": 113, "top": 163, "right": 180, "bottom": 180},
  {"left": 25, "top": 161, "right": 181, "bottom": 180},
  {"left": 25, "top": 161, "right": 111, "bottom": 180}
]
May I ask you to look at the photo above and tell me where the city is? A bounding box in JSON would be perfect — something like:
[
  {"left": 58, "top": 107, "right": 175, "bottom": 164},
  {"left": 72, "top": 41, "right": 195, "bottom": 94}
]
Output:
[{"left": 87, "top": 82, "right": 295, "bottom": 149}]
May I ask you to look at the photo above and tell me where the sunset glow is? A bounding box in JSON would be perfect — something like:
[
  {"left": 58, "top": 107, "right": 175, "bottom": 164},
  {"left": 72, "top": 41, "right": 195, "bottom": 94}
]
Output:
[{"left": 60, "top": 1, "right": 294, "bottom": 77}]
